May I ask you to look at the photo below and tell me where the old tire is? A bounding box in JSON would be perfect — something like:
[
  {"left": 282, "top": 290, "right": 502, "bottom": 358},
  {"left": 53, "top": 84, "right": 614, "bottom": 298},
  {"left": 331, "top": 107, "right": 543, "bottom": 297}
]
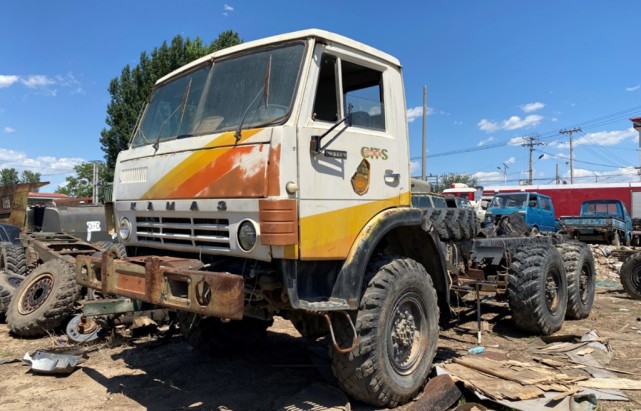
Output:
[
  {"left": 6, "top": 259, "right": 80, "bottom": 337},
  {"left": 0, "top": 244, "right": 28, "bottom": 277},
  {"left": 508, "top": 245, "right": 568, "bottom": 335},
  {"left": 331, "top": 257, "right": 439, "bottom": 407},
  {"left": 177, "top": 311, "right": 273, "bottom": 354},
  {"left": 0, "top": 271, "right": 25, "bottom": 314},
  {"left": 424, "top": 208, "right": 478, "bottom": 241},
  {"left": 93, "top": 241, "right": 127, "bottom": 258},
  {"left": 555, "top": 241, "right": 595, "bottom": 319},
  {"left": 620, "top": 253, "right": 641, "bottom": 300}
]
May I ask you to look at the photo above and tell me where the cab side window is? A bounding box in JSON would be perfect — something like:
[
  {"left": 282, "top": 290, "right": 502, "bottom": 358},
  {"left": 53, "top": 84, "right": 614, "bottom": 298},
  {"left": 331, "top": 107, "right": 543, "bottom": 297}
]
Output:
[{"left": 312, "top": 53, "right": 385, "bottom": 130}]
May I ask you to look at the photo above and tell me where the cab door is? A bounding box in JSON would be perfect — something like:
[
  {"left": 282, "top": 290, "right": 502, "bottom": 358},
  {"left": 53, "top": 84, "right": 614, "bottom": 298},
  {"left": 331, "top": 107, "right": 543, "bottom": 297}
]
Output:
[{"left": 295, "top": 44, "right": 407, "bottom": 259}]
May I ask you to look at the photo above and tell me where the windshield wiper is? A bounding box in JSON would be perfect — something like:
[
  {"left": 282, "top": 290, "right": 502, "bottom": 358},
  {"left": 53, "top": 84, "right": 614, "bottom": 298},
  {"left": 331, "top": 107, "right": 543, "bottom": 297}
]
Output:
[
  {"left": 234, "top": 56, "right": 272, "bottom": 142},
  {"left": 153, "top": 79, "right": 192, "bottom": 151}
]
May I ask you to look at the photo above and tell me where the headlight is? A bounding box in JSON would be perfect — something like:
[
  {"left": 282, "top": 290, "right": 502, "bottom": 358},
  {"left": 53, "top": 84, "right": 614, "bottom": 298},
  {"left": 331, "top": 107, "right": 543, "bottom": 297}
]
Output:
[
  {"left": 119, "top": 217, "right": 132, "bottom": 240},
  {"left": 238, "top": 220, "right": 257, "bottom": 251}
]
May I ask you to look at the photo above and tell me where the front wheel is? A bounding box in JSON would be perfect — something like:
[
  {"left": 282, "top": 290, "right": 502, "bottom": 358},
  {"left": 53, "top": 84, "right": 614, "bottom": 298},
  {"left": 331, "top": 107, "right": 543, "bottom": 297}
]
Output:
[{"left": 331, "top": 257, "right": 439, "bottom": 407}]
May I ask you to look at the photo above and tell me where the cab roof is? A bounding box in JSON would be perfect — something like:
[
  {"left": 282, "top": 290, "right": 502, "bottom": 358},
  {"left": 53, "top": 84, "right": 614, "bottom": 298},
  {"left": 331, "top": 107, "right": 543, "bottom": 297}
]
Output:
[{"left": 156, "top": 29, "right": 401, "bottom": 85}]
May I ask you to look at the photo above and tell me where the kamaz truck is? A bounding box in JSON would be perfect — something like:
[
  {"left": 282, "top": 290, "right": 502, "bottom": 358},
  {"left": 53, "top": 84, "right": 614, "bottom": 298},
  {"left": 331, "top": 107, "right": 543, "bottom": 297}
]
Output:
[{"left": 76, "top": 30, "right": 595, "bottom": 407}]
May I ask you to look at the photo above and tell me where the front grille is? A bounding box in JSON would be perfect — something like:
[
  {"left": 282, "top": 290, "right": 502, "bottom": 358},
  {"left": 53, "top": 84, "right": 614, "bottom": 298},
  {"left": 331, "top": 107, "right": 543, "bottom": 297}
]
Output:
[{"left": 135, "top": 216, "right": 230, "bottom": 251}]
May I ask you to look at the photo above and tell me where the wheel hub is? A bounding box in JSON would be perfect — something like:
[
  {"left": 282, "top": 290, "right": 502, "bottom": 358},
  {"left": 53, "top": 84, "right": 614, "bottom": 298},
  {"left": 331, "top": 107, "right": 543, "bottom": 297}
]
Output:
[
  {"left": 388, "top": 295, "right": 426, "bottom": 375},
  {"left": 19, "top": 274, "right": 54, "bottom": 315},
  {"left": 545, "top": 270, "right": 560, "bottom": 312}
]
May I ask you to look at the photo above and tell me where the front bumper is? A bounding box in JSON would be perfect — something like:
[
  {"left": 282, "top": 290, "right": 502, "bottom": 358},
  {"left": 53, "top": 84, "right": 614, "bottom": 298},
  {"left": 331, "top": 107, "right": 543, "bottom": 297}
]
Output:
[{"left": 75, "top": 253, "right": 245, "bottom": 320}]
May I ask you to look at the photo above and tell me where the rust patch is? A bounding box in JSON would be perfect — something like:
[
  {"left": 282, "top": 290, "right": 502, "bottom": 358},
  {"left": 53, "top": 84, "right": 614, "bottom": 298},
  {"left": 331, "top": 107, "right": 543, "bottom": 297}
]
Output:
[
  {"left": 267, "top": 143, "right": 281, "bottom": 197},
  {"left": 116, "top": 272, "right": 146, "bottom": 296},
  {"left": 351, "top": 159, "right": 370, "bottom": 196},
  {"left": 259, "top": 199, "right": 298, "bottom": 245}
]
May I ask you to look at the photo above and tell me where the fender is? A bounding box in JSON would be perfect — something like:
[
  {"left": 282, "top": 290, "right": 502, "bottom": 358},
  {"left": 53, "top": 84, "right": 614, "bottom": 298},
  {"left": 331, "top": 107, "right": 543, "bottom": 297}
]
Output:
[{"left": 330, "top": 207, "right": 448, "bottom": 309}]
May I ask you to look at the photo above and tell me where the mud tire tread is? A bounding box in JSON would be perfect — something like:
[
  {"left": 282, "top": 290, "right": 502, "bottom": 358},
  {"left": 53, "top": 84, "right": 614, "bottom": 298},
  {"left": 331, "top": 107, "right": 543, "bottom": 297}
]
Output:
[
  {"left": 555, "top": 241, "right": 595, "bottom": 319},
  {"left": 424, "top": 208, "right": 478, "bottom": 241},
  {"left": 620, "top": 253, "right": 641, "bottom": 300},
  {"left": 6, "top": 259, "right": 80, "bottom": 337},
  {"left": 507, "top": 245, "right": 568, "bottom": 335},
  {"left": 331, "top": 256, "right": 439, "bottom": 407}
]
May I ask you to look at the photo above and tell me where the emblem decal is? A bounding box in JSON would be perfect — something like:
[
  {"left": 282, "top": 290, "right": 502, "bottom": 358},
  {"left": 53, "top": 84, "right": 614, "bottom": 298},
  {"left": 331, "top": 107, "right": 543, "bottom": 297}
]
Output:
[{"left": 351, "top": 159, "right": 370, "bottom": 196}]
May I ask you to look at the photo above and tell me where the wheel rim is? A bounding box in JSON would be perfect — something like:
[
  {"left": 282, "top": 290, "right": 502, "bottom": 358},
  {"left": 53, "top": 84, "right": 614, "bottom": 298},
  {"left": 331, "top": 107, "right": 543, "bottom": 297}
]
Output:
[
  {"left": 545, "top": 267, "right": 562, "bottom": 313},
  {"left": 579, "top": 262, "right": 592, "bottom": 304},
  {"left": 387, "top": 292, "right": 427, "bottom": 376},
  {"left": 18, "top": 273, "right": 54, "bottom": 315}
]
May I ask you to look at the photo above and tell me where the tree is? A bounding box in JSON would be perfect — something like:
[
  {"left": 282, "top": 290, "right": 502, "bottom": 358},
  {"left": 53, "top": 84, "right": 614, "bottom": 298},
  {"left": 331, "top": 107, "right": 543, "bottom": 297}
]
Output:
[
  {"left": 100, "top": 31, "right": 242, "bottom": 182},
  {"left": 55, "top": 162, "right": 108, "bottom": 199},
  {"left": 434, "top": 172, "right": 479, "bottom": 193},
  {"left": 0, "top": 168, "right": 19, "bottom": 186},
  {"left": 21, "top": 170, "right": 42, "bottom": 192}
]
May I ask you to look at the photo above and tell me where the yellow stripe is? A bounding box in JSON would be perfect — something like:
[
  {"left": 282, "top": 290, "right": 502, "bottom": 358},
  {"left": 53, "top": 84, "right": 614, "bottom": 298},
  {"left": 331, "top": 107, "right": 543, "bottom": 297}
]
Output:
[
  {"left": 143, "top": 129, "right": 262, "bottom": 199},
  {"left": 299, "top": 195, "right": 405, "bottom": 259}
]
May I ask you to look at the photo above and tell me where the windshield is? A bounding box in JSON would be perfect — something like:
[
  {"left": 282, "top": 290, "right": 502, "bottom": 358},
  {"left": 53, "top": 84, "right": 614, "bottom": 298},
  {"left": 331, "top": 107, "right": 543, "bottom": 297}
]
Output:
[
  {"left": 489, "top": 193, "right": 528, "bottom": 209},
  {"left": 132, "top": 42, "right": 306, "bottom": 147}
]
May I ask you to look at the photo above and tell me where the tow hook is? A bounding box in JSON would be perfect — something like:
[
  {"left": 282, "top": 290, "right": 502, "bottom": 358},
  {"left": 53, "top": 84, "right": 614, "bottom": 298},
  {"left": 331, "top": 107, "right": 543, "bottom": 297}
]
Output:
[{"left": 322, "top": 312, "right": 359, "bottom": 354}]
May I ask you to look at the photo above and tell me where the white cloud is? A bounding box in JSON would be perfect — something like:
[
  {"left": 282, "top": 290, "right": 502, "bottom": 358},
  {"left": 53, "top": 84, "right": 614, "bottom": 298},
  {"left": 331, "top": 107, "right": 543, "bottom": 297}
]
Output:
[
  {"left": 21, "top": 75, "right": 55, "bottom": 89},
  {"left": 410, "top": 160, "right": 420, "bottom": 175},
  {"left": 505, "top": 156, "right": 516, "bottom": 164},
  {"left": 555, "top": 127, "right": 637, "bottom": 149},
  {"left": 0, "top": 148, "right": 85, "bottom": 187},
  {"left": 472, "top": 171, "right": 504, "bottom": 182},
  {"left": 3, "top": 127, "right": 15, "bottom": 133},
  {"left": 406, "top": 106, "right": 436, "bottom": 123},
  {"left": 223, "top": 3, "right": 234, "bottom": 15},
  {"left": 478, "top": 114, "right": 543, "bottom": 132},
  {"left": 508, "top": 136, "right": 526, "bottom": 146},
  {"left": 0, "top": 75, "right": 19, "bottom": 88},
  {"left": 626, "top": 85, "right": 640, "bottom": 92},
  {"left": 521, "top": 102, "right": 544, "bottom": 113},
  {"left": 477, "top": 136, "right": 494, "bottom": 146}
]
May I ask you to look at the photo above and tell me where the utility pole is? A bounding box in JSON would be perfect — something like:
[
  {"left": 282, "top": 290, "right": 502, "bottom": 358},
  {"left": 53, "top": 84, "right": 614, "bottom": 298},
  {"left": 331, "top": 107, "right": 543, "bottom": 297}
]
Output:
[
  {"left": 555, "top": 163, "right": 560, "bottom": 184},
  {"left": 521, "top": 136, "right": 544, "bottom": 185},
  {"left": 497, "top": 163, "right": 509, "bottom": 186},
  {"left": 421, "top": 85, "right": 427, "bottom": 181},
  {"left": 559, "top": 128, "right": 582, "bottom": 184}
]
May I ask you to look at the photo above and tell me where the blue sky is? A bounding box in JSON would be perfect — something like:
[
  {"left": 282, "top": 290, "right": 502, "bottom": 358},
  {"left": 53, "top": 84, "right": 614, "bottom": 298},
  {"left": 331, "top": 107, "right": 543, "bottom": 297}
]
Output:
[{"left": 1, "top": 1, "right": 640, "bottom": 191}]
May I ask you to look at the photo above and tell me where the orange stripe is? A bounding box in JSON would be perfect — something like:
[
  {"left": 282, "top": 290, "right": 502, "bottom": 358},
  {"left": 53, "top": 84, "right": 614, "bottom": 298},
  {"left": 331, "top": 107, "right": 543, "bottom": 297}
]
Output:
[{"left": 142, "top": 129, "right": 262, "bottom": 199}]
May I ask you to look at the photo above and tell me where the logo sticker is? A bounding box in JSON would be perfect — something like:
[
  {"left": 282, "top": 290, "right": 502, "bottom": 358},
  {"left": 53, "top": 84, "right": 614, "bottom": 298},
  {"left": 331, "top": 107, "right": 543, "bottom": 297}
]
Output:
[
  {"left": 361, "top": 146, "right": 388, "bottom": 160},
  {"left": 351, "top": 158, "right": 370, "bottom": 196}
]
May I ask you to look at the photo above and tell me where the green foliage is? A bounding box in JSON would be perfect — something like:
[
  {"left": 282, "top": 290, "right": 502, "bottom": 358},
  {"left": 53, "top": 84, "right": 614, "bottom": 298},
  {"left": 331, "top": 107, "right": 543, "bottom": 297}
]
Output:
[
  {"left": 55, "top": 162, "right": 108, "bottom": 199},
  {"left": 433, "top": 172, "right": 479, "bottom": 193},
  {"left": 0, "top": 168, "right": 42, "bottom": 189},
  {"left": 99, "top": 31, "right": 242, "bottom": 182}
]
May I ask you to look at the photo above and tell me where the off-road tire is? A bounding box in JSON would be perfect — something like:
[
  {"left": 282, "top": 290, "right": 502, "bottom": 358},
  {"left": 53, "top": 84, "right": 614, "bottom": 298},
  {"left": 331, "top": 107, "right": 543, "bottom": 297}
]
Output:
[
  {"left": 0, "top": 244, "right": 28, "bottom": 277},
  {"left": 0, "top": 271, "right": 25, "bottom": 314},
  {"left": 424, "top": 208, "right": 478, "bottom": 241},
  {"left": 331, "top": 257, "right": 439, "bottom": 407},
  {"left": 555, "top": 241, "right": 595, "bottom": 319},
  {"left": 6, "top": 259, "right": 80, "bottom": 337},
  {"left": 176, "top": 311, "right": 273, "bottom": 354},
  {"left": 620, "top": 253, "right": 641, "bottom": 300},
  {"left": 508, "top": 245, "right": 568, "bottom": 335},
  {"left": 92, "top": 241, "right": 127, "bottom": 258}
]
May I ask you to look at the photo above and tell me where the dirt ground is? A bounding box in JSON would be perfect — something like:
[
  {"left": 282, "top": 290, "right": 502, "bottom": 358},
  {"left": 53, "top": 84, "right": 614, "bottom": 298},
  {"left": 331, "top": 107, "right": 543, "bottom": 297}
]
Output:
[{"left": 1, "top": 246, "right": 641, "bottom": 411}]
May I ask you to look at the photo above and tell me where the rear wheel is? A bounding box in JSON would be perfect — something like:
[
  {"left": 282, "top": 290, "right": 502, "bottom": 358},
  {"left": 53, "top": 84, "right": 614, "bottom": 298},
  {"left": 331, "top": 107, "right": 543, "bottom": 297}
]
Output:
[
  {"left": 555, "top": 241, "right": 595, "bottom": 319},
  {"left": 508, "top": 245, "right": 568, "bottom": 335},
  {"left": 6, "top": 259, "right": 80, "bottom": 337},
  {"left": 0, "top": 271, "right": 25, "bottom": 314},
  {"left": 620, "top": 253, "right": 641, "bottom": 300},
  {"left": 331, "top": 257, "right": 439, "bottom": 407}
]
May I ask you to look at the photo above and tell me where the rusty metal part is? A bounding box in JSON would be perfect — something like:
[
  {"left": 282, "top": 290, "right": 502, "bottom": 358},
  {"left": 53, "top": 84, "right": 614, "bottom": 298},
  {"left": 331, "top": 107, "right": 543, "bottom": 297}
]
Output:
[
  {"left": 322, "top": 312, "right": 358, "bottom": 354},
  {"left": 22, "top": 232, "right": 103, "bottom": 264},
  {"left": 18, "top": 273, "right": 54, "bottom": 315},
  {"left": 76, "top": 253, "right": 244, "bottom": 320},
  {"left": 408, "top": 374, "right": 461, "bottom": 411}
]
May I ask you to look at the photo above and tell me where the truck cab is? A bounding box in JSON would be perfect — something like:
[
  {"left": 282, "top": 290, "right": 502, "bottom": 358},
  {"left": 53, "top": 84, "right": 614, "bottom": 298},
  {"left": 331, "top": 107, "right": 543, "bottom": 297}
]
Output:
[{"left": 485, "top": 192, "right": 557, "bottom": 233}]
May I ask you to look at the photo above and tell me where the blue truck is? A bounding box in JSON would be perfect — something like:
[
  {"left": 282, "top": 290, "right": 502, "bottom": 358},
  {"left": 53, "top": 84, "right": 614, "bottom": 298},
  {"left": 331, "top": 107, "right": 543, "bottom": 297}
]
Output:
[
  {"left": 559, "top": 199, "right": 634, "bottom": 246},
  {"left": 484, "top": 192, "right": 558, "bottom": 234}
]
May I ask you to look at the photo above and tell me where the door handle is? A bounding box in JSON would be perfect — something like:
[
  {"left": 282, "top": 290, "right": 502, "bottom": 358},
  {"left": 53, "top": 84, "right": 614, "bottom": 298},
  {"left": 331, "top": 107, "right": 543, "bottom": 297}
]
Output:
[{"left": 384, "top": 170, "right": 400, "bottom": 183}]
